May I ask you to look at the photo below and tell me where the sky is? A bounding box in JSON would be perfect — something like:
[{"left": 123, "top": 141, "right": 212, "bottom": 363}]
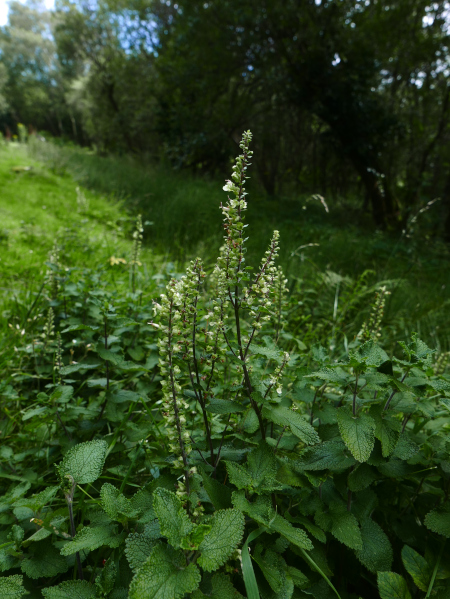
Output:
[{"left": 0, "top": 0, "right": 55, "bottom": 26}]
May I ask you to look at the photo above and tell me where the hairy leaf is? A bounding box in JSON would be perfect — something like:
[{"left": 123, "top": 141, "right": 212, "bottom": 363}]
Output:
[
  {"left": 295, "top": 438, "right": 356, "bottom": 471},
  {"left": 424, "top": 506, "right": 450, "bottom": 537},
  {"left": 61, "top": 525, "right": 124, "bottom": 555},
  {"left": 58, "top": 440, "right": 108, "bottom": 485},
  {"left": 253, "top": 548, "right": 294, "bottom": 599},
  {"left": 356, "top": 518, "right": 393, "bottom": 573},
  {"left": 21, "top": 541, "right": 68, "bottom": 579},
  {"left": 0, "top": 575, "right": 26, "bottom": 599},
  {"left": 201, "top": 471, "right": 232, "bottom": 510},
  {"left": 198, "top": 509, "right": 245, "bottom": 572},
  {"left": 153, "top": 488, "right": 194, "bottom": 548},
  {"left": 263, "top": 406, "right": 320, "bottom": 445},
  {"left": 348, "top": 464, "right": 378, "bottom": 492},
  {"left": 125, "top": 523, "right": 162, "bottom": 572},
  {"left": 42, "top": 581, "right": 97, "bottom": 599},
  {"left": 337, "top": 408, "right": 375, "bottom": 462},
  {"left": 100, "top": 483, "right": 139, "bottom": 521},
  {"left": 129, "top": 544, "right": 201, "bottom": 599},
  {"left": 377, "top": 572, "right": 411, "bottom": 599},
  {"left": 401, "top": 545, "right": 431, "bottom": 592}
]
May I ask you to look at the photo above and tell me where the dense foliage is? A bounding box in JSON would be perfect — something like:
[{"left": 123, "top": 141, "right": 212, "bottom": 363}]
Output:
[
  {"left": 0, "top": 134, "right": 449, "bottom": 598},
  {"left": 1, "top": 0, "right": 450, "bottom": 235}
]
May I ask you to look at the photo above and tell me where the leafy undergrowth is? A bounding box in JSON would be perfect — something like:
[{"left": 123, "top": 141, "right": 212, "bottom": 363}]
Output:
[{"left": 0, "top": 136, "right": 449, "bottom": 599}]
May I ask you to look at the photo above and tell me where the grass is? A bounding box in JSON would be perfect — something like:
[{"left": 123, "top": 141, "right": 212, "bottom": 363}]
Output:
[{"left": 27, "top": 138, "right": 450, "bottom": 353}]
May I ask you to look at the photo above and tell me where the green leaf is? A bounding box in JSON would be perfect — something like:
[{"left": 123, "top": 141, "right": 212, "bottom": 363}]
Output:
[
  {"left": 42, "top": 581, "right": 97, "bottom": 599},
  {"left": 424, "top": 506, "right": 450, "bottom": 538},
  {"left": 263, "top": 406, "right": 320, "bottom": 445},
  {"left": 129, "top": 544, "right": 201, "bottom": 599},
  {"left": 21, "top": 541, "right": 68, "bottom": 579},
  {"left": 358, "top": 341, "right": 390, "bottom": 367},
  {"left": 226, "top": 443, "right": 283, "bottom": 494},
  {"left": 58, "top": 440, "right": 108, "bottom": 485},
  {"left": 401, "top": 545, "right": 431, "bottom": 592},
  {"left": 377, "top": 572, "right": 411, "bottom": 599},
  {"left": 0, "top": 575, "right": 27, "bottom": 599},
  {"left": 60, "top": 525, "right": 124, "bottom": 555},
  {"left": 125, "top": 525, "right": 161, "bottom": 572},
  {"left": 252, "top": 548, "right": 294, "bottom": 599},
  {"left": 241, "top": 527, "right": 266, "bottom": 599},
  {"left": 317, "top": 503, "right": 362, "bottom": 550},
  {"left": 356, "top": 518, "right": 393, "bottom": 573},
  {"left": 348, "top": 464, "right": 378, "bottom": 492},
  {"left": 206, "top": 399, "right": 244, "bottom": 414},
  {"left": 95, "top": 556, "right": 117, "bottom": 596},
  {"left": 225, "top": 462, "right": 254, "bottom": 491},
  {"left": 392, "top": 436, "right": 419, "bottom": 460},
  {"left": 295, "top": 438, "right": 356, "bottom": 471},
  {"left": 50, "top": 385, "right": 74, "bottom": 403},
  {"left": 60, "top": 363, "right": 101, "bottom": 375},
  {"left": 370, "top": 406, "right": 400, "bottom": 458},
  {"left": 337, "top": 408, "right": 375, "bottom": 463},
  {"left": 201, "top": 471, "right": 232, "bottom": 510},
  {"left": 153, "top": 488, "right": 194, "bottom": 549},
  {"left": 306, "top": 368, "right": 348, "bottom": 384},
  {"left": 270, "top": 514, "right": 313, "bottom": 551},
  {"left": 198, "top": 509, "right": 245, "bottom": 572},
  {"left": 100, "top": 483, "right": 139, "bottom": 521}
]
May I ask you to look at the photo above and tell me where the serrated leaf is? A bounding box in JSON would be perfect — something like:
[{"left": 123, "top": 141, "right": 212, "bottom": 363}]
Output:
[
  {"left": 100, "top": 483, "right": 139, "bottom": 521},
  {"left": 356, "top": 518, "right": 393, "bottom": 573},
  {"left": 295, "top": 438, "right": 356, "bottom": 471},
  {"left": 125, "top": 524, "right": 161, "bottom": 572},
  {"left": 424, "top": 506, "right": 450, "bottom": 537},
  {"left": 129, "top": 544, "right": 200, "bottom": 599},
  {"left": 206, "top": 399, "right": 244, "bottom": 414},
  {"left": 348, "top": 464, "right": 378, "bottom": 492},
  {"left": 21, "top": 541, "right": 68, "bottom": 579},
  {"left": 306, "top": 367, "right": 348, "bottom": 384},
  {"left": 328, "top": 504, "right": 362, "bottom": 550},
  {"left": 377, "top": 572, "right": 411, "bottom": 599},
  {"left": 337, "top": 408, "right": 375, "bottom": 462},
  {"left": 358, "top": 341, "right": 390, "bottom": 367},
  {"left": 225, "top": 462, "right": 254, "bottom": 491},
  {"left": 201, "top": 471, "right": 232, "bottom": 510},
  {"left": 401, "top": 545, "right": 431, "bottom": 592},
  {"left": 393, "top": 436, "right": 419, "bottom": 460},
  {"left": 58, "top": 440, "right": 108, "bottom": 485},
  {"left": 198, "top": 509, "right": 245, "bottom": 572},
  {"left": 50, "top": 386, "right": 74, "bottom": 403},
  {"left": 263, "top": 406, "right": 320, "bottom": 445},
  {"left": 0, "top": 575, "right": 26, "bottom": 599},
  {"left": 153, "top": 488, "right": 194, "bottom": 548},
  {"left": 42, "top": 580, "right": 97, "bottom": 599},
  {"left": 60, "top": 363, "right": 101, "bottom": 375},
  {"left": 95, "top": 556, "right": 117, "bottom": 595},
  {"left": 270, "top": 514, "right": 313, "bottom": 551},
  {"left": 252, "top": 548, "right": 294, "bottom": 599},
  {"left": 61, "top": 525, "right": 124, "bottom": 555}
]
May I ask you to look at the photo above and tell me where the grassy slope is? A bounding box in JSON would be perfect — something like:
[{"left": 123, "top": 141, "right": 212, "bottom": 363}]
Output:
[
  {"left": 29, "top": 139, "right": 450, "bottom": 351},
  {"left": 1, "top": 139, "right": 449, "bottom": 351}
]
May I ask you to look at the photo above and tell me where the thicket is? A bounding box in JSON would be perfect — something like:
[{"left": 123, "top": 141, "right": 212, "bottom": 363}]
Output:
[{"left": 0, "top": 133, "right": 449, "bottom": 599}]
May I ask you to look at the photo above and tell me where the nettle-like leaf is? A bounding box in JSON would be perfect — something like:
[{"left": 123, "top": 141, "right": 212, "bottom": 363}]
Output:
[
  {"left": 401, "top": 545, "right": 431, "bottom": 592},
  {"left": 60, "top": 524, "right": 124, "bottom": 555},
  {"left": 253, "top": 547, "right": 294, "bottom": 599},
  {"left": 21, "top": 540, "right": 69, "bottom": 579},
  {"left": 348, "top": 463, "right": 378, "bottom": 492},
  {"left": 58, "top": 440, "right": 108, "bottom": 484},
  {"left": 377, "top": 572, "right": 412, "bottom": 599},
  {"left": 201, "top": 470, "right": 232, "bottom": 510},
  {"left": 0, "top": 575, "right": 26, "bottom": 599},
  {"left": 42, "top": 580, "right": 97, "bottom": 599},
  {"left": 370, "top": 405, "right": 400, "bottom": 458},
  {"left": 100, "top": 483, "right": 139, "bottom": 522},
  {"left": 192, "top": 572, "right": 244, "bottom": 599},
  {"left": 153, "top": 488, "right": 194, "bottom": 548},
  {"left": 295, "top": 438, "right": 356, "bottom": 471},
  {"left": 95, "top": 556, "right": 117, "bottom": 596},
  {"left": 125, "top": 525, "right": 161, "bottom": 572},
  {"left": 198, "top": 509, "right": 245, "bottom": 572},
  {"left": 424, "top": 506, "right": 450, "bottom": 537},
  {"left": 356, "top": 517, "right": 393, "bottom": 573},
  {"left": 337, "top": 408, "right": 375, "bottom": 463},
  {"left": 263, "top": 405, "right": 320, "bottom": 445},
  {"left": 13, "top": 486, "right": 59, "bottom": 513},
  {"left": 315, "top": 503, "right": 362, "bottom": 551},
  {"left": 225, "top": 442, "right": 283, "bottom": 494},
  {"left": 129, "top": 544, "right": 201, "bottom": 599}
]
